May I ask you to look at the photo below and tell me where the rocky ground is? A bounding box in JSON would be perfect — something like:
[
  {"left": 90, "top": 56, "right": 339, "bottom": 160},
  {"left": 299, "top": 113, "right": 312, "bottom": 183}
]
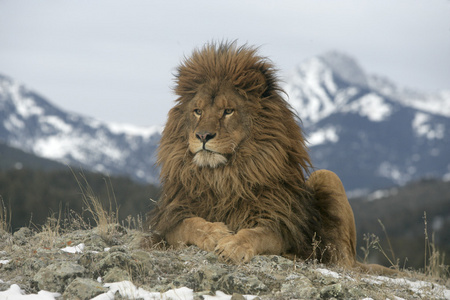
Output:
[{"left": 0, "top": 224, "right": 449, "bottom": 299}]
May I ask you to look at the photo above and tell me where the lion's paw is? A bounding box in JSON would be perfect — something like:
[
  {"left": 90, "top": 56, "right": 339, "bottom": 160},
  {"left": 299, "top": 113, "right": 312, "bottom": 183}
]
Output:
[
  {"left": 215, "top": 235, "right": 255, "bottom": 264},
  {"left": 197, "top": 222, "right": 233, "bottom": 252}
]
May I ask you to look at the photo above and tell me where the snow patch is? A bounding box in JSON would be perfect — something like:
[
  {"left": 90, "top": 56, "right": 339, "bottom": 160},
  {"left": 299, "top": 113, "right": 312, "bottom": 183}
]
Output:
[
  {"left": 0, "top": 284, "right": 61, "bottom": 299},
  {"left": 4, "top": 114, "right": 25, "bottom": 130},
  {"left": 34, "top": 135, "right": 83, "bottom": 161},
  {"left": 362, "top": 275, "right": 450, "bottom": 299},
  {"left": 334, "top": 87, "right": 359, "bottom": 107},
  {"left": 61, "top": 243, "right": 85, "bottom": 254},
  {"left": 42, "top": 115, "right": 73, "bottom": 133},
  {"left": 308, "top": 127, "right": 339, "bottom": 146},
  {"left": 203, "top": 291, "right": 258, "bottom": 300},
  {"left": 399, "top": 90, "right": 450, "bottom": 118},
  {"left": 367, "top": 188, "right": 398, "bottom": 202},
  {"left": 283, "top": 58, "right": 345, "bottom": 125},
  {"left": 412, "top": 112, "right": 445, "bottom": 139},
  {"left": 368, "top": 74, "right": 450, "bottom": 118},
  {"left": 10, "top": 82, "right": 44, "bottom": 118},
  {"left": 91, "top": 281, "right": 258, "bottom": 300},
  {"left": 91, "top": 281, "right": 193, "bottom": 300},
  {"left": 33, "top": 133, "right": 124, "bottom": 163},
  {"left": 377, "top": 162, "right": 410, "bottom": 185},
  {"left": 315, "top": 268, "right": 341, "bottom": 279},
  {"left": 107, "top": 122, "right": 162, "bottom": 138},
  {"left": 341, "top": 94, "right": 392, "bottom": 121}
]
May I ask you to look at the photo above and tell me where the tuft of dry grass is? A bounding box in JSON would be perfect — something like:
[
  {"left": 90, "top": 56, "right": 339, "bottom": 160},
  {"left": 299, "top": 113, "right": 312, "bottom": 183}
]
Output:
[
  {"left": 71, "top": 170, "right": 120, "bottom": 240},
  {"left": 360, "top": 233, "right": 379, "bottom": 264},
  {"left": 122, "top": 213, "right": 145, "bottom": 231},
  {"left": 377, "top": 219, "right": 399, "bottom": 268},
  {"left": 423, "top": 212, "right": 449, "bottom": 280},
  {"left": 0, "top": 196, "right": 11, "bottom": 233},
  {"left": 38, "top": 211, "right": 62, "bottom": 248}
]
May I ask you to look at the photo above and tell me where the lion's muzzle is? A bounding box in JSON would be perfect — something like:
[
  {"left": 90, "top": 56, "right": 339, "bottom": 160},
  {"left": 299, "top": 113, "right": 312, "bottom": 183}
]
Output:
[
  {"left": 193, "top": 150, "right": 227, "bottom": 168},
  {"left": 196, "top": 131, "right": 217, "bottom": 150},
  {"left": 196, "top": 131, "right": 216, "bottom": 143}
]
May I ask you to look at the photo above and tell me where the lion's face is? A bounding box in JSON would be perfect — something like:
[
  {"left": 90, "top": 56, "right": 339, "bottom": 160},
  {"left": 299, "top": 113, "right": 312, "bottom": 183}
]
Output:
[{"left": 186, "top": 83, "right": 251, "bottom": 168}]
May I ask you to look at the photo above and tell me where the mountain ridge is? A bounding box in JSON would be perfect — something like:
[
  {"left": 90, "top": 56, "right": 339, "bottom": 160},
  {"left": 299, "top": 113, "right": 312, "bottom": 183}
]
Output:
[
  {"left": 284, "top": 52, "right": 450, "bottom": 127},
  {"left": 0, "top": 74, "right": 161, "bottom": 183},
  {"left": 1, "top": 52, "right": 449, "bottom": 193},
  {"left": 282, "top": 52, "right": 450, "bottom": 193}
]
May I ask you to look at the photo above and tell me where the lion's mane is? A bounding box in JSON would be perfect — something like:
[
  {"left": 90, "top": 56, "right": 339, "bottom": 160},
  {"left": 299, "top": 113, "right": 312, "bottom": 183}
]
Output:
[{"left": 147, "top": 42, "right": 341, "bottom": 261}]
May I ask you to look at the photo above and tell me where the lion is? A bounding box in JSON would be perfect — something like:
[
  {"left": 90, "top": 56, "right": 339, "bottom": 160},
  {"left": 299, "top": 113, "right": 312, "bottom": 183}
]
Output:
[{"left": 146, "top": 42, "right": 396, "bottom": 275}]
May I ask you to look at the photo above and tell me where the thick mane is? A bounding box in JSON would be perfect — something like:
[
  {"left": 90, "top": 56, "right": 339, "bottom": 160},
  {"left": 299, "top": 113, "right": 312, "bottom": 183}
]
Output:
[
  {"left": 174, "top": 42, "right": 277, "bottom": 100},
  {"left": 148, "top": 42, "right": 332, "bottom": 258}
]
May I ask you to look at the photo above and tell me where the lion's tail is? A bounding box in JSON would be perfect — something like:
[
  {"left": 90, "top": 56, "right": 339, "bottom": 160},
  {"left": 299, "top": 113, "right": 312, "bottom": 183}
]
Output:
[{"left": 353, "top": 261, "right": 399, "bottom": 276}]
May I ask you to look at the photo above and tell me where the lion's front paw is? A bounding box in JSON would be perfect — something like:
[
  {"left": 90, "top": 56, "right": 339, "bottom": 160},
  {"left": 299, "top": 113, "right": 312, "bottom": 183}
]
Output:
[
  {"left": 197, "top": 222, "right": 233, "bottom": 252},
  {"left": 215, "top": 235, "right": 255, "bottom": 264}
]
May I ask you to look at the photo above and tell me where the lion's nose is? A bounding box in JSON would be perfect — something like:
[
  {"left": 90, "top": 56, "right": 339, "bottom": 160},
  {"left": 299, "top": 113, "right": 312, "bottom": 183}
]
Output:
[{"left": 196, "top": 132, "right": 216, "bottom": 144}]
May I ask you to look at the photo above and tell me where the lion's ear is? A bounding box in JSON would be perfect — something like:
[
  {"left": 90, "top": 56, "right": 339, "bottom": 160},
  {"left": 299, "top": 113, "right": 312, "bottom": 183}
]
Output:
[{"left": 235, "top": 70, "right": 267, "bottom": 99}]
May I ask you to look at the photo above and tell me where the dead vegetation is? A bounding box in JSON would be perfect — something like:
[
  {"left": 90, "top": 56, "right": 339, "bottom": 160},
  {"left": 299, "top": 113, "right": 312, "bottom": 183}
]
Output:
[{"left": 0, "top": 177, "right": 449, "bottom": 299}]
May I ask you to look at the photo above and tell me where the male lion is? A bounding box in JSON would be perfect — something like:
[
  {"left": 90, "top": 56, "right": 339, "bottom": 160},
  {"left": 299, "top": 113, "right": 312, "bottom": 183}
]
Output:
[{"left": 146, "top": 42, "right": 395, "bottom": 275}]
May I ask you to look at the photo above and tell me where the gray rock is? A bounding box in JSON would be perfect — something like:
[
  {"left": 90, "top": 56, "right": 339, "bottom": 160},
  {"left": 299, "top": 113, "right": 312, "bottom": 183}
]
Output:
[
  {"left": 33, "top": 261, "right": 86, "bottom": 293},
  {"left": 13, "top": 227, "right": 33, "bottom": 245},
  {"left": 320, "top": 283, "right": 344, "bottom": 299},
  {"left": 218, "top": 272, "right": 268, "bottom": 295},
  {"left": 189, "top": 264, "right": 228, "bottom": 291},
  {"left": 82, "top": 233, "right": 108, "bottom": 251},
  {"left": 103, "top": 266, "right": 132, "bottom": 283},
  {"left": 280, "top": 274, "right": 319, "bottom": 299},
  {"left": 96, "top": 251, "right": 137, "bottom": 276},
  {"left": 79, "top": 251, "right": 108, "bottom": 270},
  {"left": 63, "top": 278, "right": 107, "bottom": 300},
  {"left": 230, "top": 293, "right": 246, "bottom": 300}
]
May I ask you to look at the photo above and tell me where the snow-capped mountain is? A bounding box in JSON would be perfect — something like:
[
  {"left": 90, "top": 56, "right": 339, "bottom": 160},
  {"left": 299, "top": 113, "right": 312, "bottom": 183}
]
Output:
[
  {"left": 283, "top": 52, "right": 450, "bottom": 194},
  {"left": 0, "top": 74, "right": 161, "bottom": 183},
  {"left": 1, "top": 51, "right": 449, "bottom": 193}
]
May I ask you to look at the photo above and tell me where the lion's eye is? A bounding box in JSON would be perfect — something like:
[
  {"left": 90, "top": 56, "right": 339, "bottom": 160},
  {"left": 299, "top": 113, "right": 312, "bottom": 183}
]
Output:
[
  {"left": 194, "top": 109, "right": 202, "bottom": 116},
  {"left": 223, "top": 109, "right": 234, "bottom": 116}
]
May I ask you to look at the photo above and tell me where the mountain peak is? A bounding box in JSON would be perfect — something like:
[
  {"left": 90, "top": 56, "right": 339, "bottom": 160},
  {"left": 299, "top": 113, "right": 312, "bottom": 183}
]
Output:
[
  {"left": 284, "top": 51, "right": 450, "bottom": 126},
  {"left": 318, "top": 51, "right": 368, "bottom": 88},
  {"left": 284, "top": 51, "right": 370, "bottom": 125}
]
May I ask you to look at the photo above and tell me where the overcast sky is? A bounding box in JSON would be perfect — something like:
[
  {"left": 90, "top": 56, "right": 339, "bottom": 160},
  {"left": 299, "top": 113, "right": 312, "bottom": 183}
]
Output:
[{"left": 1, "top": 0, "right": 449, "bottom": 127}]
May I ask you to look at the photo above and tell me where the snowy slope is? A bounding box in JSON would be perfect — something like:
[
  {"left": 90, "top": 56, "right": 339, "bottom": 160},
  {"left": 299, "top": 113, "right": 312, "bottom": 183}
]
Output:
[
  {"left": 284, "top": 51, "right": 450, "bottom": 126},
  {"left": 283, "top": 52, "right": 450, "bottom": 193},
  {"left": 0, "top": 74, "right": 161, "bottom": 183}
]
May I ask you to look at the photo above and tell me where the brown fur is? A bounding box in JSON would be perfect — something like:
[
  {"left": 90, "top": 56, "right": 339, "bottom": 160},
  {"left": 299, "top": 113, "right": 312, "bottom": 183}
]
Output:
[{"left": 146, "top": 42, "right": 396, "bottom": 275}]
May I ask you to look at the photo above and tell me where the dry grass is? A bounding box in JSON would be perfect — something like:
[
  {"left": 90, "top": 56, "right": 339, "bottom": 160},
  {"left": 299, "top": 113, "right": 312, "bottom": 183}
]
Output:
[
  {"left": 71, "top": 170, "right": 120, "bottom": 239},
  {"left": 122, "top": 213, "right": 145, "bottom": 231},
  {"left": 360, "top": 214, "right": 449, "bottom": 284},
  {"left": 423, "top": 212, "right": 449, "bottom": 279},
  {"left": 0, "top": 196, "right": 11, "bottom": 233},
  {"left": 38, "top": 211, "right": 62, "bottom": 248},
  {"left": 3, "top": 171, "right": 448, "bottom": 293},
  {"left": 377, "top": 219, "right": 399, "bottom": 268},
  {"left": 25, "top": 170, "right": 126, "bottom": 249}
]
